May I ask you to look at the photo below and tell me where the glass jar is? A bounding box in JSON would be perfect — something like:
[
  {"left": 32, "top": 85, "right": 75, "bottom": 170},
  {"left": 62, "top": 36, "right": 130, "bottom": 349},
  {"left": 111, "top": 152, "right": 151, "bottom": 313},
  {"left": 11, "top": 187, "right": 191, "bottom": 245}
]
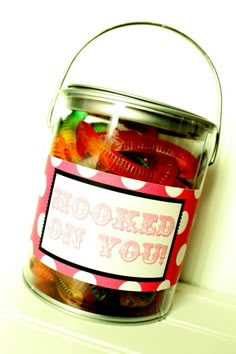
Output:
[{"left": 23, "top": 23, "right": 221, "bottom": 322}]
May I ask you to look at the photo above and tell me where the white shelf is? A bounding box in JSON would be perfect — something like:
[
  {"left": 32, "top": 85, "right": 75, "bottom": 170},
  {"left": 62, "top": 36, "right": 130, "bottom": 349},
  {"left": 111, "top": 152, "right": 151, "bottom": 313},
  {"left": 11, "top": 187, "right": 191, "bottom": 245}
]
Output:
[{"left": 1, "top": 263, "right": 235, "bottom": 354}]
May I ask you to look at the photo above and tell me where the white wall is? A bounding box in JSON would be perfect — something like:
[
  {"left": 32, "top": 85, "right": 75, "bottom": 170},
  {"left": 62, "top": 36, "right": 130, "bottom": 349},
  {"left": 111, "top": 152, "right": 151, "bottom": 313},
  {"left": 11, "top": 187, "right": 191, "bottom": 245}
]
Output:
[{"left": 1, "top": 0, "right": 235, "bottom": 295}]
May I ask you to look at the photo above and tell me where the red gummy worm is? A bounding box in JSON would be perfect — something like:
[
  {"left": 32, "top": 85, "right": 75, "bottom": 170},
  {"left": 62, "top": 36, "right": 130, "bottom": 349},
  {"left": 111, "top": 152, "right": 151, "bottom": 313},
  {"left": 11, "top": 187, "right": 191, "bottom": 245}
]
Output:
[
  {"left": 76, "top": 121, "right": 194, "bottom": 183},
  {"left": 99, "top": 149, "right": 178, "bottom": 185},
  {"left": 76, "top": 121, "right": 107, "bottom": 157},
  {"left": 110, "top": 130, "right": 198, "bottom": 179}
]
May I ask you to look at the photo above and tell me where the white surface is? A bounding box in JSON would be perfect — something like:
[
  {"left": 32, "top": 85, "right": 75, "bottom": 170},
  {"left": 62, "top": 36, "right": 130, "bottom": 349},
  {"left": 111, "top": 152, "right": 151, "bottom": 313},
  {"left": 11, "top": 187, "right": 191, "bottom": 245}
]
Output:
[
  {"left": 1, "top": 264, "right": 236, "bottom": 354},
  {"left": 0, "top": 2, "right": 236, "bottom": 353}
]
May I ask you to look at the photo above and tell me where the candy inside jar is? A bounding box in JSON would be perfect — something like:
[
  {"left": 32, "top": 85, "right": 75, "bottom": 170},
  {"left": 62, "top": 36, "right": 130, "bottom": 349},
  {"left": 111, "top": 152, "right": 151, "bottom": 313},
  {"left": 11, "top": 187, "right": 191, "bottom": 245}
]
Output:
[
  {"left": 57, "top": 86, "right": 216, "bottom": 188},
  {"left": 27, "top": 256, "right": 167, "bottom": 319},
  {"left": 23, "top": 85, "right": 218, "bottom": 322}
]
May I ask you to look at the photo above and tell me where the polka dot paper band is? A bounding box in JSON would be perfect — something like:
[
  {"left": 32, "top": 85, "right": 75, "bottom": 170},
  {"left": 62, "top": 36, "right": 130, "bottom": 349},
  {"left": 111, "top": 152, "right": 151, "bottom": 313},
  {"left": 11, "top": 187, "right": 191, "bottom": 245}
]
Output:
[{"left": 30, "top": 155, "right": 200, "bottom": 292}]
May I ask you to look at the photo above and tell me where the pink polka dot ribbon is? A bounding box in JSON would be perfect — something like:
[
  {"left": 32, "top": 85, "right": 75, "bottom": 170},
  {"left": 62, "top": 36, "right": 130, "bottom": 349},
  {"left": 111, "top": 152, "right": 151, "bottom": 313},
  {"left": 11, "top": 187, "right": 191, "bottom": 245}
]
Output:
[{"left": 30, "top": 155, "right": 200, "bottom": 292}]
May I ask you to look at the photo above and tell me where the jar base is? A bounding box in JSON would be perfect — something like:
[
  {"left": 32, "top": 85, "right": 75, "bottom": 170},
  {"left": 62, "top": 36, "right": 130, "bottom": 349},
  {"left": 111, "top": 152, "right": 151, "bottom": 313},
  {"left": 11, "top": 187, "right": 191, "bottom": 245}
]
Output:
[{"left": 23, "top": 262, "right": 174, "bottom": 323}]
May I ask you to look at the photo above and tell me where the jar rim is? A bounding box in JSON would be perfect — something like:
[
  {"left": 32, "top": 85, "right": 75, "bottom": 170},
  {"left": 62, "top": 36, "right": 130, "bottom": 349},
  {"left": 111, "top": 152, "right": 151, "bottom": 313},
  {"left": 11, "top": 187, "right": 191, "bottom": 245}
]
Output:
[{"left": 61, "top": 84, "right": 217, "bottom": 138}]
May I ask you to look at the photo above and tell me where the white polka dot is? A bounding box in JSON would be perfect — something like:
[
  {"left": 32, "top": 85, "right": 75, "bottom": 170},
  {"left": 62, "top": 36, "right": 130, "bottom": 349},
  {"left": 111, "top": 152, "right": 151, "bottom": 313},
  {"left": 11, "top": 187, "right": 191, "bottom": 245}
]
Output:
[
  {"left": 73, "top": 271, "right": 97, "bottom": 285},
  {"left": 118, "top": 281, "right": 142, "bottom": 291},
  {"left": 178, "top": 211, "right": 189, "bottom": 234},
  {"left": 40, "top": 255, "right": 57, "bottom": 270},
  {"left": 165, "top": 186, "right": 184, "bottom": 197},
  {"left": 39, "top": 173, "right": 47, "bottom": 197},
  {"left": 51, "top": 156, "right": 63, "bottom": 167},
  {"left": 176, "top": 244, "right": 187, "bottom": 266},
  {"left": 194, "top": 188, "right": 202, "bottom": 199},
  {"left": 121, "top": 177, "right": 146, "bottom": 190},
  {"left": 157, "top": 280, "right": 171, "bottom": 291},
  {"left": 37, "top": 213, "right": 45, "bottom": 237},
  {"left": 76, "top": 164, "right": 98, "bottom": 178}
]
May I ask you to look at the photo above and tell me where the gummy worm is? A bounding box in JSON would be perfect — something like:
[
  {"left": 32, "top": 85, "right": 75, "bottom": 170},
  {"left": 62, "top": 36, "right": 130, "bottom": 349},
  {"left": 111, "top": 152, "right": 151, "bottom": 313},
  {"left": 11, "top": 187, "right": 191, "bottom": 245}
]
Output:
[
  {"left": 56, "top": 277, "right": 83, "bottom": 307},
  {"left": 59, "top": 111, "right": 88, "bottom": 163},
  {"left": 120, "top": 291, "right": 156, "bottom": 308},
  {"left": 98, "top": 149, "right": 178, "bottom": 185},
  {"left": 56, "top": 275, "right": 96, "bottom": 306},
  {"left": 90, "top": 285, "right": 114, "bottom": 303},
  {"left": 50, "top": 135, "right": 67, "bottom": 160},
  {"left": 110, "top": 130, "right": 198, "bottom": 179},
  {"left": 77, "top": 121, "right": 179, "bottom": 185},
  {"left": 76, "top": 121, "right": 107, "bottom": 158},
  {"left": 30, "top": 256, "right": 56, "bottom": 283}
]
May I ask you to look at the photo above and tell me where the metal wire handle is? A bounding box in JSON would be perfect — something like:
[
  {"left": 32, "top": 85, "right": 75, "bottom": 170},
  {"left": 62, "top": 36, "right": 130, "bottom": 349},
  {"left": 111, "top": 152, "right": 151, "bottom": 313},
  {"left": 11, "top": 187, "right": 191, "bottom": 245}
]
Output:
[{"left": 48, "top": 22, "right": 222, "bottom": 164}]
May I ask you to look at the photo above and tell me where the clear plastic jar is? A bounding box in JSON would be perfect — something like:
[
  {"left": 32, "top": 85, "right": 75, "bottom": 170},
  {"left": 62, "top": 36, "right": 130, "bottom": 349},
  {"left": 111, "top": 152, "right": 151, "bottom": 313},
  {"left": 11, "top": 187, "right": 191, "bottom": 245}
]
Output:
[
  {"left": 23, "top": 85, "right": 218, "bottom": 322},
  {"left": 23, "top": 22, "right": 221, "bottom": 322}
]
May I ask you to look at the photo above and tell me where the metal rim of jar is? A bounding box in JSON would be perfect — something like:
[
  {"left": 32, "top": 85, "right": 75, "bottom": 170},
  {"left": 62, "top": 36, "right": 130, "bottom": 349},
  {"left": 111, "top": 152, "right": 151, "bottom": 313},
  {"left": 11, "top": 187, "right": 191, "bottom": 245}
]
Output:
[{"left": 60, "top": 84, "right": 218, "bottom": 139}]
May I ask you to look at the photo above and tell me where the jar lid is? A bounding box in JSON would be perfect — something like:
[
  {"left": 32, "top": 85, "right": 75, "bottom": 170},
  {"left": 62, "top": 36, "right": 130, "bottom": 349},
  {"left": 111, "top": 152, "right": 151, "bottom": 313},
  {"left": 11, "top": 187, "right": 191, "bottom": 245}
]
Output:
[{"left": 61, "top": 84, "right": 217, "bottom": 139}]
